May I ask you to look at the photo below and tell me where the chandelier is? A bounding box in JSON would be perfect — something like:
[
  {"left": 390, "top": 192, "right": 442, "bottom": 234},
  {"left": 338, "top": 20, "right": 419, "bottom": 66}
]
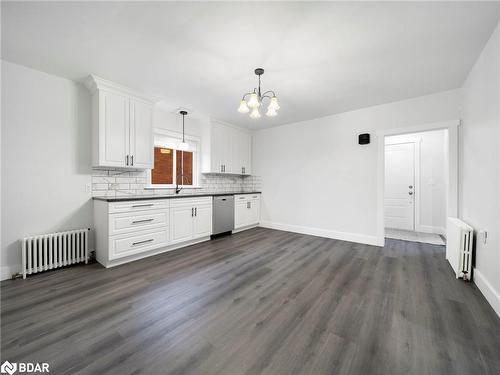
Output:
[{"left": 238, "top": 68, "right": 280, "bottom": 119}]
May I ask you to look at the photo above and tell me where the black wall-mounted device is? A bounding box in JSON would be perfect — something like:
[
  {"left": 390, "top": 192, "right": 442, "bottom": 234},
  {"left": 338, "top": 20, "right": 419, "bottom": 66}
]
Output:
[{"left": 358, "top": 133, "right": 370, "bottom": 145}]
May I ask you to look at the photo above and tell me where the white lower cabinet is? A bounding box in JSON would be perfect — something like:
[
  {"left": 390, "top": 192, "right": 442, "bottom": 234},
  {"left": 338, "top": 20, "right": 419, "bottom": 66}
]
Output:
[
  {"left": 170, "top": 205, "right": 195, "bottom": 244},
  {"left": 234, "top": 194, "right": 261, "bottom": 230},
  {"left": 94, "top": 197, "right": 212, "bottom": 267},
  {"left": 171, "top": 198, "right": 212, "bottom": 244}
]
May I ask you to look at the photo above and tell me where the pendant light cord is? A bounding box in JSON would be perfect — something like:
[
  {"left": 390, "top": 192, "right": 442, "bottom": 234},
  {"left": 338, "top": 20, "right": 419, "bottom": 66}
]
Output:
[{"left": 182, "top": 113, "right": 185, "bottom": 142}]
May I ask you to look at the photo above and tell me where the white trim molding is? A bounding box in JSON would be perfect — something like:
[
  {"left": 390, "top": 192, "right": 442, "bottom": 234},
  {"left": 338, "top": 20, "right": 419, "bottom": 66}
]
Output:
[
  {"left": 260, "top": 221, "right": 384, "bottom": 247},
  {"left": 84, "top": 74, "right": 159, "bottom": 103},
  {"left": 473, "top": 268, "right": 500, "bottom": 317}
]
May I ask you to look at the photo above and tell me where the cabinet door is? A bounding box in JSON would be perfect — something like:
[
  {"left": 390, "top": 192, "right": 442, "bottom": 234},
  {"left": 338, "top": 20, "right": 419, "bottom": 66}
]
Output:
[
  {"left": 99, "top": 90, "right": 129, "bottom": 167},
  {"left": 211, "top": 122, "right": 224, "bottom": 173},
  {"left": 241, "top": 131, "right": 252, "bottom": 175},
  {"left": 231, "top": 129, "right": 243, "bottom": 175},
  {"left": 211, "top": 122, "right": 232, "bottom": 173},
  {"left": 170, "top": 206, "right": 194, "bottom": 244},
  {"left": 248, "top": 199, "right": 260, "bottom": 225},
  {"left": 193, "top": 204, "right": 212, "bottom": 239},
  {"left": 129, "top": 98, "right": 153, "bottom": 169},
  {"left": 234, "top": 200, "right": 249, "bottom": 229}
]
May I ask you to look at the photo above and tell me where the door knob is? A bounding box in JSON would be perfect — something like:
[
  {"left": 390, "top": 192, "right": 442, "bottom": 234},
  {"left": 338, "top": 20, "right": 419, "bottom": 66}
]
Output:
[
  {"left": 409, "top": 191, "right": 413, "bottom": 195},
  {"left": 409, "top": 185, "right": 413, "bottom": 189}
]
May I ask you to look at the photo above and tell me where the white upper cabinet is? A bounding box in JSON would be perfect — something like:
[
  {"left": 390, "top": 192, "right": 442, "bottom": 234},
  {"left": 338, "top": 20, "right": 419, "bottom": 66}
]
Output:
[
  {"left": 99, "top": 90, "right": 129, "bottom": 167},
  {"left": 233, "top": 130, "right": 252, "bottom": 175},
  {"left": 211, "top": 121, "right": 232, "bottom": 173},
  {"left": 129, "top": 98, "right": 153, "bottom": 169},
  {"left": 207, "top": 120, "right": 251, "bottom": 175},
  {"left": 86, "top": 75, "right": 154, "bottom": 169}
]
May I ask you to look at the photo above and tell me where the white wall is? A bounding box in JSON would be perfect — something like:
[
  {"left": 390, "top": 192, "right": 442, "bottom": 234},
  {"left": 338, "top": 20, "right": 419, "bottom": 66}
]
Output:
[
  {"left": 253, "top": 89, "right": 461, "bottom": 245},
  {"left": 1, "top": 61, "right": 93, "bottom": 279},
  {"left": 385, "top": 129, "right": 448, "bottom": 234},
  {"left": 460, "top": 22, "right": 500, "bottom": 316}
]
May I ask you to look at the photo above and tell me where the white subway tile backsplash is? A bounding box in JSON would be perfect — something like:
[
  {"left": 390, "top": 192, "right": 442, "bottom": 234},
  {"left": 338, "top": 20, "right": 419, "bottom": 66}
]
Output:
[{"left": 91, "top": 168, "right": 261, "bottom": 197}]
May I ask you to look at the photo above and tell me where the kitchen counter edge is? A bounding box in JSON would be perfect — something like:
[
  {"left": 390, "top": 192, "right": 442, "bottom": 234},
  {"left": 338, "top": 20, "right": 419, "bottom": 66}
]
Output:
[{"left": 92, "top": 192, "right": 262, "bottom": 202}]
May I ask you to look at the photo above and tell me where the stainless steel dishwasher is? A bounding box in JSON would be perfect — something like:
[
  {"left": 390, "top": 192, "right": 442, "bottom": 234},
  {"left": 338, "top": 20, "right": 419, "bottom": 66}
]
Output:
[{"left": 212, "top": 195, "right": 234, "bottom": 235}]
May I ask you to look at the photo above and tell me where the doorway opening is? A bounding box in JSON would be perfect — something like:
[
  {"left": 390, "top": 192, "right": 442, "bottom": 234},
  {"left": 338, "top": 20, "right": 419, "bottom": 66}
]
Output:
[
  {"left": 384, "top": 129, "right": 447, "bottom": 245},
  {"left": 376, "top": 120, "right": 459, "bottom": 247}
]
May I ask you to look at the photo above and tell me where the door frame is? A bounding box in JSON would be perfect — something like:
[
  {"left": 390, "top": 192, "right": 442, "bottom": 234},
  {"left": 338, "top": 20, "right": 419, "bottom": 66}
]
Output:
[
  {"left": 384, "top": 137, "right": 422, "bottom": 232},
  {"left": 376, "top": 119, "right": 459, "bottom": 245}
]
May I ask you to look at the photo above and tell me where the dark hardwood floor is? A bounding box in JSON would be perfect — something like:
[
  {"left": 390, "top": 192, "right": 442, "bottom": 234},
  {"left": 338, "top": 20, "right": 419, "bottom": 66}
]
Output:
[{"left": 2, "top": 228, "right": 499, "bottom": 375}]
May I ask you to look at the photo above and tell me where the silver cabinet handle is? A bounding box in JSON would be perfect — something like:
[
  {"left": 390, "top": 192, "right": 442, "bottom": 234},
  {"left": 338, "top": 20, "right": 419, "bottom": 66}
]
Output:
[
  {"left": 126, "top": 155, "right": 129, "bottom": 166},
  {"left": 131, "top": 218, "right": 154, "bottom": 224},
  {"left": 221, "top": 165, "right": 223, "bottom": 172},
  {"left": 132, "top": 238, "right": 154, "bottom": 246},
  {"left": 239, "top": 196, "right": 245, "bottom": 200},
  {"left": 191, "top": 207, "right": 194, "bottom": 217},
  {"left": 131, "top": 155, "right": 134, "bottom": 166},
  {"left": 195, "top": 207, "right": 197, "bottom": 216},
  {"left": 132, "top": 203, "right": 154, "bottom": 208}
]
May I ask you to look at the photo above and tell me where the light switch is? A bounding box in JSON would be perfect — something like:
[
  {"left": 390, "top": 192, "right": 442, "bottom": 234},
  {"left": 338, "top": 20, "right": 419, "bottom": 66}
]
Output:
[{"left": 479, "top": 230, "right": 488, "bottom": 245}]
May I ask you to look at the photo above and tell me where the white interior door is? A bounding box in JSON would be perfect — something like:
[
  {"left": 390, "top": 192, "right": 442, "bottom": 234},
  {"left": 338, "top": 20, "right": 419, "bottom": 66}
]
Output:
[{"left": 384, "top": 142, "right": 415, "bottom": 230}]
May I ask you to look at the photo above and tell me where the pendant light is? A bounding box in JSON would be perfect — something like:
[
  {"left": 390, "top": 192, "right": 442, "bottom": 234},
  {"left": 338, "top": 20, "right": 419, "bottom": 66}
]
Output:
[{"left": 178, "top": 110, "right": 189, "bottom": 151}]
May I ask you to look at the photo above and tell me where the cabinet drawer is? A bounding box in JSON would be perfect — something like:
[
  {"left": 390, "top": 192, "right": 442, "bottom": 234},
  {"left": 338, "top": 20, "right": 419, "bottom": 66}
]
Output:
[
  {"left": 170, "top": 196, "right": 212, "bottom": 208},
  {"left": 109, "top": 209, "right": 169, "bottom": 236},
  {"left": 235, "top": 194, "right": 250, "bottom": 202},
  {"left": 235, "top": 194, "right": 260, "bottom": 201},
  {"left": 109, "top": 229, "right": 169, "bottom": 260},
  {"left": 109, "top": 199, "right": 169, "bottom": 213}
]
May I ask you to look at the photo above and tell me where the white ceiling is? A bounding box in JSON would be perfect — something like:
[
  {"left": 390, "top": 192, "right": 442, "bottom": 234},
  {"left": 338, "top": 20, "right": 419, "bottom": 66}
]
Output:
[{"left": 2, "top": 2, "right": 500, "bottom": 129}]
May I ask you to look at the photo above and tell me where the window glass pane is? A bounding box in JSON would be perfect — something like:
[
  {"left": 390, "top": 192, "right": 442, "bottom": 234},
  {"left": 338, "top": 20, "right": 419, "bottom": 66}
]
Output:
[
  {"left": 176, "top": 150, "right": 193, "bottom": 185},
  {"left": 152, "top": 147, "right": 173, "bottom": 184}
]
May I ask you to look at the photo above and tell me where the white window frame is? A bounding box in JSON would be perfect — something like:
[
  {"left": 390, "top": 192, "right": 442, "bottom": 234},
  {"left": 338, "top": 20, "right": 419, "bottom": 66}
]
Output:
[{"left": 145, "top": 128, "right": 202, "bottom": 189}]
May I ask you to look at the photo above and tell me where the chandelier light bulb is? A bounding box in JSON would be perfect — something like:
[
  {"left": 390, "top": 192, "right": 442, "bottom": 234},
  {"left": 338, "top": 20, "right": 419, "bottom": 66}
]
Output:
[
  {"left": 268, "top": 96, "right": 280, "bottom": 110},
  {"left": 247, "top": 93, "right": 260, "bottom": 108},
  {"left": 250, "top": 107, "right": 261, "bottom": 119},
  {"left": 237, "top": 100, "right": 250, "bottom": 113},
  {"left": 266, "top": 107, "right": 277, "bottom": 117}
]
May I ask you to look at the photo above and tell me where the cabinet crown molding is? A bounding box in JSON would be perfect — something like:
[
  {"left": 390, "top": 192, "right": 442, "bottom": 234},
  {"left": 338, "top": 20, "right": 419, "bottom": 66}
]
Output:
[{"left": 85, "top": 74, "right": 159, "bottom": 104}]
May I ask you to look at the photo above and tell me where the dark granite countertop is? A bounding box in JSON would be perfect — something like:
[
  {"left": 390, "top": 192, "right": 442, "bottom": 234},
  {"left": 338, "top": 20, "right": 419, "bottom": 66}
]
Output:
[{"left": 92, "top": 191, "right": 261, "bottom": 202}]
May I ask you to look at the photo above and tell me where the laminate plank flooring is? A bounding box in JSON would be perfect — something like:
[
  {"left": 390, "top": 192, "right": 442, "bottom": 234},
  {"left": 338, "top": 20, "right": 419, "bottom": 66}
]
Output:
[{"left": 1, "top": 228, "right": 499, "bottom": 375}]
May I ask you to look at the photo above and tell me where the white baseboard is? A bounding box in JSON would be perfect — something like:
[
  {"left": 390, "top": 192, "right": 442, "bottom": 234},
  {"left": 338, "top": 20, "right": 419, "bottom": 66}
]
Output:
[
  {"left": 419, "top": 225, "right": 446, "bottom": 236},
  {"left": 260, "top": 221, "right": 384, "bottom": 247},
  {"left": 473, "top": 268, "right": 500, "bottom": 317},
  {"left": 1, "top": 264, "right": 21, "bottom": 281}
]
